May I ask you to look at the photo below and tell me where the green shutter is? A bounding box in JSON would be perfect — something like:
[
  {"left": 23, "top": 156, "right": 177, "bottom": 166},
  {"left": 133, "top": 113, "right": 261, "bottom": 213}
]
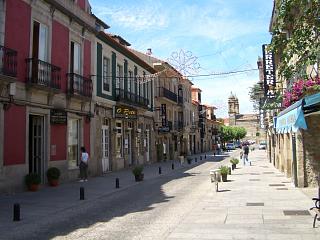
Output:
[
  {"left": 150, "top": 78, "right": 153, "bottom": 111},
  {"left": 112, "top": 52, "right": 116, "bottom": 99},
  {"left": 96, "top": 43, "right": 102, "bottom": 96},
  {"left": 134, "top": 66, "right": 138, "bottom": 96},
  {"left": 124, "top": 60, "right": 128, "bottom": 92}
]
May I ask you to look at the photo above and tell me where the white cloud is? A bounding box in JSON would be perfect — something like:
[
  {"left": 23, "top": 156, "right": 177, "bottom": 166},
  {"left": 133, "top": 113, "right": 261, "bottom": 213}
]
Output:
[{"left": 94, "top": 5, "right": 168, "bottom": 31}]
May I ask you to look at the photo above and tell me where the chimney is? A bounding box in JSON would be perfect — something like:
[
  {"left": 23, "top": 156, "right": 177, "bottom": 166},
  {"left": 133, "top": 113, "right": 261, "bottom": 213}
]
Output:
[{"left": 146, "top": 48, "right": 152, "bottom": 55}]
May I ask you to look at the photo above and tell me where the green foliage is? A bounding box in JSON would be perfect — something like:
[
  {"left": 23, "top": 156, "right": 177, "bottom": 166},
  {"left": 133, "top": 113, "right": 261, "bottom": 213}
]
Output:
[
  {"left": 221, "top": 126, "right": 247, "bottom": 143},
  {"left": 219, "top": 165, "right": 229, "bottom": 175},
  {"left": 230, "top": 158, "right": 240, "bottom": 165},
  {"left": 270, "top": 0, "right": 320, "bottom": 80},
  {"left": 46, "top": 167, "right": 60, "bottom": 180},
  {"left": 132, "top": 165, "right": 144, "bottom": 176},
  {"left": 25, "top": 173, "right": 41, "bottom": 186},
  {"left": 249, "top": 83, "right": 264, "bottom": 111}
]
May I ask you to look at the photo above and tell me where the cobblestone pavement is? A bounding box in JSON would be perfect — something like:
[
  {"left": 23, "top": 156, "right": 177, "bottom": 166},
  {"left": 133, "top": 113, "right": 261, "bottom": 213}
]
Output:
[{"left": 0, "top": 150, "right": 319, "bottom": 240}]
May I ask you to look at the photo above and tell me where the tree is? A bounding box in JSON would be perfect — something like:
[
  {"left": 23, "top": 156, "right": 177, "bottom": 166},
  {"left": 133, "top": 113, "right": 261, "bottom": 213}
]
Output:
[
  {"left": 270, "top": 0, "right": 320, "bottom": 81},
  {"left": 249, "top": 83, "right": 264, "bottom": 111}
]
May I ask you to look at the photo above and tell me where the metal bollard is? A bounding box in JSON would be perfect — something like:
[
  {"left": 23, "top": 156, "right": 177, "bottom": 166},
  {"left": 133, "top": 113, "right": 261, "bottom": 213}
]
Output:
[
  {"left": 195, "top": 157, "right": 197, "bottom": 162},
  {"left": 159, "top": 167, "right": 162, "bottom": 174},
  {"left": 172, "top": 163, "right": 174, "bottom": 170},
  {"left": 205, "top": 154, "right": 207, "bottom": 159},
  {"left": 116, "top": 178, "right": 120, "bottom": 188},
  {"left": 80, "top": 187, "right": 85, "bottom": 200},
  {"left": 13, "top": 203, "right": 20, "bottom": 221},
  {"left": 228, "top": 167, "right": 232, "bottom": 175},
  {"left": 200, "top": 156, "right": 202, "bottom": 160}
]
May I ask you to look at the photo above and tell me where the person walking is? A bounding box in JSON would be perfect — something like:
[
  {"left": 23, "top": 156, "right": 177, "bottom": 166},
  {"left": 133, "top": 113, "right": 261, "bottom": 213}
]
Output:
[
  {"left": 79, "top": 146, "right": 89, "bottom": 182},
  {"left": 243, "top": 144, "right": 250, "bottom": 165}
]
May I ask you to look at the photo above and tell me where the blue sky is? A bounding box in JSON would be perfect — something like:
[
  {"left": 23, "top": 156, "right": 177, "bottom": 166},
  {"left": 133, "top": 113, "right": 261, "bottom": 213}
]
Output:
[{"left": 90, "top": 0, "right": 273, "bottom": 117}]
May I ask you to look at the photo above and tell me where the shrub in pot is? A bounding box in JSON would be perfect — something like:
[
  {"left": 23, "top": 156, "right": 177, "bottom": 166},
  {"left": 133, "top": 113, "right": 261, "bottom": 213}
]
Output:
[
  {"left": 46, "top": 167, "right": 61, "bottom": 187},
  {"left": 230, "top": 158, "right": 239, "bottom": 170},
  {"left": 132, "top": 165, "right": 144, "bottom": 182},
  {"left": 219, "top": 166, "right": 229, "bottom": 182},
  {"left": 25, "top": 173, "right": 41, "bottom": 191}
]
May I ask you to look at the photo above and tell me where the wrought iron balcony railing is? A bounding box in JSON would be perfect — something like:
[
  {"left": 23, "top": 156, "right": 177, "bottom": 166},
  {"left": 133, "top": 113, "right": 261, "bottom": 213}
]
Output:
[
  {"left": 174, "top": 121, "right": 184, "bottom": 131},
  {"left": 159, "top": 87, "right": 177, "bottom": 103},
  {"left": 115, "top": 88, "right": 149, "bottom": 108},
  {"left": 67, "top": 73, "right": 92, "bottom": 98},
  {"left": 26, "top": 58, "right": 61, "bottom": 89},
  {"left": 0, "top": 45, "right": 17, "bottom": 77}
]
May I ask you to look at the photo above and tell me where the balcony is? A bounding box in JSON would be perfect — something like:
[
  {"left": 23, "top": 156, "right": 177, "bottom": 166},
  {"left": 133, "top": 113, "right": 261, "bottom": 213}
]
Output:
[
  {"left": 67, "top": 73, "right": 92, "bottom": 98},
  {"left": 159, "top": 87, "right": 177, "bottom": 103},
  {"left": 174, "top": 121, "right": 183, "bottom": 131},
  {"left": 0, "top": 45, "right": 17, "bottom": 77},
  {"left": 115, "top": 88, "right": 149, "bottom": 108},
  {"left": 26, "top": 58, "right": 61, "bottom": 89}
]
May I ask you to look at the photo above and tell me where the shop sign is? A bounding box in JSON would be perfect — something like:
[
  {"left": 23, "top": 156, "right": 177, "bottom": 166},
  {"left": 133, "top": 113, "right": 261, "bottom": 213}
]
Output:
[
  {"left": 262, "top": 44, "right": 276, "bottom": 99},
  {"left": 158, "top": 126, "right": 170, "bottom": 133},
  {"left": 50, "top": 109, "right": 67, "bottom": 124},
  {"left": 114, "top": 106, "right": 137, "bottom": 119}
]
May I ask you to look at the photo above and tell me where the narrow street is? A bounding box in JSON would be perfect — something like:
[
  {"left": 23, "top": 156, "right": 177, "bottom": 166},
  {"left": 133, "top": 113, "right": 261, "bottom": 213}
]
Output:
[{"left": 1, "top": 150, "right": 319, "bottom": 239}]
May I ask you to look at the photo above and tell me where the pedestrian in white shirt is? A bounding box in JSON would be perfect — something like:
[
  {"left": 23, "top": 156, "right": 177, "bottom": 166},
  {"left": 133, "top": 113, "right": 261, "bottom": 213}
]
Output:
[{"left": 79, "top": 146, "right": 89, "bottom": 182}]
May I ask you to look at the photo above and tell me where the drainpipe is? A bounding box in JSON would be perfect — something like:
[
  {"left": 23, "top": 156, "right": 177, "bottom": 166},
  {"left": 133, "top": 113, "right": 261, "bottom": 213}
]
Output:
[{"left": 292, "top": 133, "right": 298, "bottom": 187}]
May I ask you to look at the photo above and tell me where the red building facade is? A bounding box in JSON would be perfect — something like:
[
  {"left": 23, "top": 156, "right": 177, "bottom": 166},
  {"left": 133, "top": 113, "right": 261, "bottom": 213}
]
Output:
[{"left": 0, "top": 0, "right": 104, "bottom": 192}]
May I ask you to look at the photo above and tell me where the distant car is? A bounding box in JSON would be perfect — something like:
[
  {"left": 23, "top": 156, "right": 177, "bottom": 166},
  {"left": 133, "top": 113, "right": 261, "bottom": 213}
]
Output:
[
  {"left": 226, "top": 143, "right": 236, "bottom": 150},
  {"left": 259, "top": 143, "right": 266, "bottom": 150}
]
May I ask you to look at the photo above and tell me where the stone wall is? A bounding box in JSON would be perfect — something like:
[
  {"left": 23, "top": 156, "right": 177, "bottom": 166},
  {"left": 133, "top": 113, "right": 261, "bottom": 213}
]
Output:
[{"left": 303, "top": 114, "right": 320, "bottom": 187}]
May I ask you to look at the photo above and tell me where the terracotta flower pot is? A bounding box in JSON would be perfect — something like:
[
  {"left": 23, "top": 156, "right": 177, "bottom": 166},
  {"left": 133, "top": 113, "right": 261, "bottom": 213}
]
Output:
[
  {"left": 49, "top": 179, "right": 59, "bottom": 187},
  {"left": 28, "top": 184, "right": 39, "bottom": 192}
]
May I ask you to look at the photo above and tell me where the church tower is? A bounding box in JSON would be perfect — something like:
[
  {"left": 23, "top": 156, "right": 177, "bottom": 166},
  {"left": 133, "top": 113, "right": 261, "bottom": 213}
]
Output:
[{"left": 228, "top": 92, "right": 239, "bottom": 126}]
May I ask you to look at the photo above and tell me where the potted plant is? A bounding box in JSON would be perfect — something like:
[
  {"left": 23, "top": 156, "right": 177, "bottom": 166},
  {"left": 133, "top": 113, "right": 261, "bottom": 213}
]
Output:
[
  {"left": 219, "top": 166, "right": 229, "bottom": 182},
  {"left": 132, "top": 165, "right": 144, "bottom": 182},
  {"left": 230, "top": 158, "right": 239, "bottom": 170},
  {"left": 46, "top": 167, "right": 61, "bottom": 187},
  {"left": 187, "top": 157, "right": 192, "bottom": 164},
  {"left": 25, "top": 173, "right": 41, "bottom": 191}
]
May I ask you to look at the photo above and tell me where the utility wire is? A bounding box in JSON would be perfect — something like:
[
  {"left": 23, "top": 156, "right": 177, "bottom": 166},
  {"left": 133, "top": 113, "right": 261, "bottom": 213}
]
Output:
[{"left": 185, "top": 68, "right": 258, "bottom": 78}]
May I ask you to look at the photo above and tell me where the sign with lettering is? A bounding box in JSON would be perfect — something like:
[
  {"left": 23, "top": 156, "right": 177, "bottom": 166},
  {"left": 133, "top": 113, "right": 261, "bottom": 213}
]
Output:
[
  {"left": 114, "top": 106, "right": 137, "bottom": 119},
  {"left": 50, "top": 109, "right": 67, "bottom": 124},
  {"left": 158, "top": 126, "right": 170, "bottom": 133},
  {"left": 262, "top": 44, "right": 276, "bottom": 99}
]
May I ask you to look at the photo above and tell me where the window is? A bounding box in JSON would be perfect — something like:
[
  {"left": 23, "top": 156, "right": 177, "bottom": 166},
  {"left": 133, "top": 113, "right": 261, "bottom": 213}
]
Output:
[
  {"left": 116, "top": 64, "right": 123, "bottom": 89},
  {"left": 103, "top": 57, "right": 110, "bottom": 92},
  {"left": 115, "top": 121, "right": 123, "bottom": 158},
  {"left": 68, "top": 119, "right": 80, "bottom": 168},
  {"left": 70, "top": 41, "right": 81, "bottom": 74},
  {"left": 128, "top": 70, "right": 133, "bottom": 93},
  {"left": 32, "top": 21, "right": 48, "bottom": 61}
]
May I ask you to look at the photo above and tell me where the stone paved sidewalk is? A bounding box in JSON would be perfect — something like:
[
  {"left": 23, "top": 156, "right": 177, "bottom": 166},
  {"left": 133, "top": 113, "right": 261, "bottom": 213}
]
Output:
[
  {"left": 166, "top": 150, "right": 320, "bottom": 240},
  {"left": 0, "top": 150, "right": 234, "bottom": 229}
]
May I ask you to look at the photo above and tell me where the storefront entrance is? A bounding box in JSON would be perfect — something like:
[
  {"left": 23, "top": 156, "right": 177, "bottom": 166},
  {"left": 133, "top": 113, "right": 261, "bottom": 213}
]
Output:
[
  {"left": 29, "top": 115, "right": 45, "bottom": 182},
  {"left": 101, "top": 125, "right": 110, "bottom": 172}
]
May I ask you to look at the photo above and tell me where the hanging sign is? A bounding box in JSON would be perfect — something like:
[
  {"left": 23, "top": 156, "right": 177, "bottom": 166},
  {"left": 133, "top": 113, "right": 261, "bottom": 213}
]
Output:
[
  {"left": 262, "top": 44, "right": 276, "bottom": 99},
  {"left": 114, "top": 106, "right": 137, "bottom": 119},
  {"left": 50, "top": 109, "right": 67, "bottom": 124}
]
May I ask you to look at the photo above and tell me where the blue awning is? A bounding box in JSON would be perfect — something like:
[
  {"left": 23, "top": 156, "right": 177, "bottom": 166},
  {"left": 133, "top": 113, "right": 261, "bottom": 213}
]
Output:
[
  {"left": 276, "top": 100, "right": 307, "bottom": 133},
  {"left": 304, "top": 92, "right": 320, "bottom": 107}
]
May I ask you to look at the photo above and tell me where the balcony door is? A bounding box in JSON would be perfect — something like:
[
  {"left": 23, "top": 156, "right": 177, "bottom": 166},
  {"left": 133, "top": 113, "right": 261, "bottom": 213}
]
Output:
[
  {"left": 31, "top": 21, "right": 48, "bottom": 85},
  {"left": 70, "top": 41, "right": 81, "bottom": 94}
]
